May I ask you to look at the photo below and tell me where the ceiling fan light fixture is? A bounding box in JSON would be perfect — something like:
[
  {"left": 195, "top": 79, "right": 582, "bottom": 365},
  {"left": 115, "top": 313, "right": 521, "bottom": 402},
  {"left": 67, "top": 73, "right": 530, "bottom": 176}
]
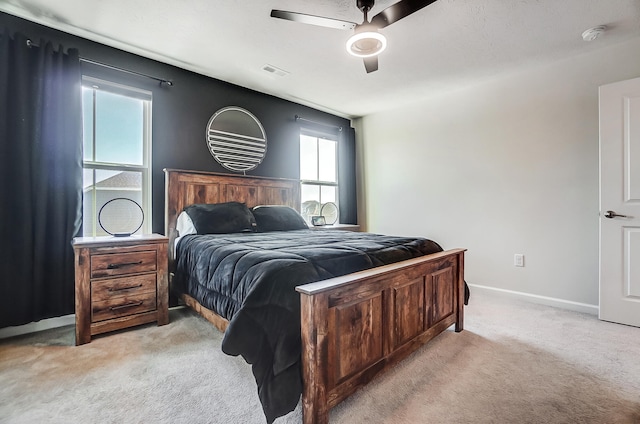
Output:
[
  {"left": 346, "top": 30, "right": 387, "bottom": 58},
  {"left": 582, "top": 25, "right": 607, "bottom": 41}
]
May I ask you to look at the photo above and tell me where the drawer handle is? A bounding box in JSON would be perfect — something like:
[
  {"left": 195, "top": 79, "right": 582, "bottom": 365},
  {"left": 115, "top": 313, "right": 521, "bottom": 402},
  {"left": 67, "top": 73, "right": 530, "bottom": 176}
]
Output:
[
  {"left": 108, "top": 284, "right": 143, "bottom": 292},
  {"left": 107, "top": 260, "right": 143, "bottom": 270},
  {"left": 109, "top": 301, "right": 144, "bottom": 311}
]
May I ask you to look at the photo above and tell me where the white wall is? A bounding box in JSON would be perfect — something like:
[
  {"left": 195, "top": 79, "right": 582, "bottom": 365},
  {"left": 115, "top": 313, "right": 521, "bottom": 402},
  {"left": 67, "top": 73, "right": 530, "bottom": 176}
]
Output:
[{"left": 355, "top": 37, "right": 640, "bottom": 309}]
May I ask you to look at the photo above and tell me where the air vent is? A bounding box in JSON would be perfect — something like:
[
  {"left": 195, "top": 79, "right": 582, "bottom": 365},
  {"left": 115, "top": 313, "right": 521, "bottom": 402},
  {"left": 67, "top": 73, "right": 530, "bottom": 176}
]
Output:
[{"left": 262, "top": 64, "right": 289, "bottom": 77}]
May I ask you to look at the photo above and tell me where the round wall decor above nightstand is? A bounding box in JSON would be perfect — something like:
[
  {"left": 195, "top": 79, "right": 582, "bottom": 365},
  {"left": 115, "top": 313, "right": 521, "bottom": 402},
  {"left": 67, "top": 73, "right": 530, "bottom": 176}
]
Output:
[{"left": 206, "top": 106, "right": 267, "bottom": 173}]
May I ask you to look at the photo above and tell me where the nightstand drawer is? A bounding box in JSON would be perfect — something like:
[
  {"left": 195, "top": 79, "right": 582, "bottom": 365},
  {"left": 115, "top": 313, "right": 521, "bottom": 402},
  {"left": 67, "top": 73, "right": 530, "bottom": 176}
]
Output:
[
  {"left": 92, "top": 274, "right": 156, "bottom": 302},
  {"left": 91, "top": 250, "right": 157, "bottom": 278},
  {"left": 92, "top": 291, "right": 157, "bottom": 322}
]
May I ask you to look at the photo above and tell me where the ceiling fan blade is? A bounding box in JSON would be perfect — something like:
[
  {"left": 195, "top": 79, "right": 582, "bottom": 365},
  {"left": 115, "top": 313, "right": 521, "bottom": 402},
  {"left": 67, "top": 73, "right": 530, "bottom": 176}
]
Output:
[
  {"left": 363, "top": 56, "right": 378, "bottom": 73},
  {"left": 271, "top": 10, "right": 356, "bottom": 30},
  {"left": 370, "top": 0, "right": 438, "bottom": 29}
]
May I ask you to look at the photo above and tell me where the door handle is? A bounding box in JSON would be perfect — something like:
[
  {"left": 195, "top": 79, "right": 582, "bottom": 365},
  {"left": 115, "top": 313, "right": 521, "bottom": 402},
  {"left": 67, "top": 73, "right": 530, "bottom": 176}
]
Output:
[{"left": 604, "top": 210, "right": 628, "bottom": 219}]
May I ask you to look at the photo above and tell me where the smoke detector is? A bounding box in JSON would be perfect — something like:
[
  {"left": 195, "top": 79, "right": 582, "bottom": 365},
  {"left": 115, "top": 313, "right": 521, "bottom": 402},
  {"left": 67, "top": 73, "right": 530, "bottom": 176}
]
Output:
[{"left": 582, "top": 26, "right": 606, "bottom": 41}]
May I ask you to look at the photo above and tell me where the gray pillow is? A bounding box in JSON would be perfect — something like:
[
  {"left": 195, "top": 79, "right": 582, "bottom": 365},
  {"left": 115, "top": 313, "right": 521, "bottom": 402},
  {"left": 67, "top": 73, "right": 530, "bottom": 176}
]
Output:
[
  {"left": 252, "top": 205, "right": 309, "bottom": 232},
  {"left": 184, "top": 202, "right": 257, "bottom": 234}
]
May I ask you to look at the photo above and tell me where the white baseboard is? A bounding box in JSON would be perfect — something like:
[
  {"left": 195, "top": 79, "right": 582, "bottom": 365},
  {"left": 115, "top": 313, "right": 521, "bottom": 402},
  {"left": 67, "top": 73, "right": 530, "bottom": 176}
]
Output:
[
  {"left": 468, "top": 283, "right": 599, "bottom": 315},
  {"left": 0, "top": 314, "right": 75, "bottom": 340}
]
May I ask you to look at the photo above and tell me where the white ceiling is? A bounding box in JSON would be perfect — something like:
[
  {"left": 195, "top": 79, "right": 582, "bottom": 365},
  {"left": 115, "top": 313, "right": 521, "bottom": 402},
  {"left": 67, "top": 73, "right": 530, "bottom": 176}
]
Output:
[{"left": 1, "top": 0, "right": 640, "bottom": 118}]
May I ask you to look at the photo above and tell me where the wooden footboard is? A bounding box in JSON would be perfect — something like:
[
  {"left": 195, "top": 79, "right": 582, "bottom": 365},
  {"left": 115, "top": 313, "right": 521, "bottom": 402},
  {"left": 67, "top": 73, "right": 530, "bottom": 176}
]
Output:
[{"left": 296, "top": 248, "right": 465, "bottom": 424}]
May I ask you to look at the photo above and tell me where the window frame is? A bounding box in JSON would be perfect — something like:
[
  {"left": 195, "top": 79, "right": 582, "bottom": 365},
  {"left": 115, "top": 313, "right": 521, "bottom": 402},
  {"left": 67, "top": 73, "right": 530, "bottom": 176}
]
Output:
[
  {"left": 299, "top": 129, "right": 340, "bottom": 222},
  {"left": 81, "top": 76, "right": 153, "bottom": 236}
]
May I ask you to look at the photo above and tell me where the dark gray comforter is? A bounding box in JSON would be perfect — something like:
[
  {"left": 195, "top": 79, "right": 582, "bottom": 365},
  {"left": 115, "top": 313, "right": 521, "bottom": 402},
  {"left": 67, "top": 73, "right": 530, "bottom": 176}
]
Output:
[{"left": 173, "top": 229, "right": 446, "bottom": 423}]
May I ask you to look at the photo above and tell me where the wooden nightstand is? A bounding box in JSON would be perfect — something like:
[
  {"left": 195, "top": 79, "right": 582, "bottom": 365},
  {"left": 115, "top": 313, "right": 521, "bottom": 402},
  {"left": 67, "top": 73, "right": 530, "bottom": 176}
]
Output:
[{"left": 73, "top": 234, "right": 169, "bottom": 345}]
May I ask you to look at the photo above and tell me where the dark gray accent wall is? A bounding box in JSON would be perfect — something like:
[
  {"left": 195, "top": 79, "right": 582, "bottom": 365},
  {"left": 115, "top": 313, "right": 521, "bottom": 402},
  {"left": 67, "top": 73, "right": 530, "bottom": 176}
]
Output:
[{"left": 1, "top": 12, "right": 357, "bottom": 233}]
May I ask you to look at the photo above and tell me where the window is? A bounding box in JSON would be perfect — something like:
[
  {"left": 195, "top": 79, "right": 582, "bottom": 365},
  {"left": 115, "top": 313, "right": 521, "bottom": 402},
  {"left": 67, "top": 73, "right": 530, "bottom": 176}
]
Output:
[
  {"left": 299, "top": 131, "right": 338, "bottom": 224},
  {"left": 81, "top": 77, "right": 152, "bottom": 236}
]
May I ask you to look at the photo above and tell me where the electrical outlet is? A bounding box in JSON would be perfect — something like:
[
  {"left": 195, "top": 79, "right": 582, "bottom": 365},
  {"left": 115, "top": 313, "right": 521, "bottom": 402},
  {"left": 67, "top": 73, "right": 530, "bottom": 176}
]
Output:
[{"left": 514, "top": 254, "right": 524, "bottom": 267}]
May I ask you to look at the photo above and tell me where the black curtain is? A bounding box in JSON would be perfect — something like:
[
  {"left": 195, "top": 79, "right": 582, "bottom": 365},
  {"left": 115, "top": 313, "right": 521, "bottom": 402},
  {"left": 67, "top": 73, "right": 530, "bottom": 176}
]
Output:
[
  {"left": 339, "top": 126, "right": 357, "bottom": 225},
  {"left": 0, "top": 30, "right": 83, "bottom": 328}
]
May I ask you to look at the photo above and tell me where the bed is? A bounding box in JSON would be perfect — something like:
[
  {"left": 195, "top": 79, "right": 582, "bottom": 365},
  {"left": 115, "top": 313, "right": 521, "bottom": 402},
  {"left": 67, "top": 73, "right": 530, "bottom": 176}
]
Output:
[{"left": 164, "top": 169, "right": 466, "bottom": 424}]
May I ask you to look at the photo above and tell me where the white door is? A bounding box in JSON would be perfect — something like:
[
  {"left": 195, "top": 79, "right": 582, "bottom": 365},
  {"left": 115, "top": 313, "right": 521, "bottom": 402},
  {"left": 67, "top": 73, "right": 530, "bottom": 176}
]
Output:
[{"left": 599, "top": 76, "right": 640, "bottom": 327}]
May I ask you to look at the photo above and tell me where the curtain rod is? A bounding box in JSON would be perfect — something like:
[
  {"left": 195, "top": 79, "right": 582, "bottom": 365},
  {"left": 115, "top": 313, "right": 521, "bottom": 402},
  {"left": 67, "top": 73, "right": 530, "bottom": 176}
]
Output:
[
  {"left": 25, "top": 39, "right": 174, "bottom": 87},
  {"left": 80, "top": 58, "right": 173, "bottom": 86},
  {"left": 295, "top": 115, "right": 343, "bottom": 132}
]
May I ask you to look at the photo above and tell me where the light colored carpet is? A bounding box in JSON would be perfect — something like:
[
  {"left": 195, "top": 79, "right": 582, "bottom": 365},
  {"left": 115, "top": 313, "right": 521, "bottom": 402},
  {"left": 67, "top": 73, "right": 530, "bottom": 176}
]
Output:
[{"left": 1, "top": 290, "right": 639, "bottom": 424}]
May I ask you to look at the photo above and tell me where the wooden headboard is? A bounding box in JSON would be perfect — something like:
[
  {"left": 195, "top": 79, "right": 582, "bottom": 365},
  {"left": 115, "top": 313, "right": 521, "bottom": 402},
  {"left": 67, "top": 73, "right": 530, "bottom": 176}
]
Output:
[{"left": 164, "top": 169, "right": 301, "bottom": 240}]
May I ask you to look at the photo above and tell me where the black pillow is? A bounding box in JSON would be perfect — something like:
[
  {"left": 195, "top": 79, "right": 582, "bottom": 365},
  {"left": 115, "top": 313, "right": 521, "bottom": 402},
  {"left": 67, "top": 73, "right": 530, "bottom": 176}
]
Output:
[
  {"left": 252, "top": 205, "right": 309, "bottom": 232},
  {"left": 184, "top": 202, "right": 257, "bottom": 234}
]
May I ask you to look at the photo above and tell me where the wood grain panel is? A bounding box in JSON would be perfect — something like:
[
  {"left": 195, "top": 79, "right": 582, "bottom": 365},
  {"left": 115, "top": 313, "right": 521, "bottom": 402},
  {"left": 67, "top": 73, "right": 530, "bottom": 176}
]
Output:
[
  {"left": 90, "top": 311, "right": 158, "bottom": 336},
  {"left": 92, "top": 291, "right": 156, "bottom": 322},
  {"left": 262, "top": 186, "right": 297, "bottom": 206},
  {"left": 74, "top": 247, "right": 91, "bottom": 345},
  {"left": 300, "top": 292, "right": 330, "bottom": 424},
  {"left": 90, "top": 250, "right": 157, "bottom": 278},
  {"left": 181, "top": 293, "right": 229, "bottom": 332},
  {"left": 187, "top": 183, "right": 221, "bottom": 205},
  {"left": 92, "top": 274, "right": 156, "bottom": 301},
  {"left": 330, "top": 294, "right": 384, "bottom": 385},
  {"left": 224, "top": 183, "right": 260, "bottom": 206},
  {"left": 156, "top": 242, "right": 170, "bottom": 326},
  {"left": 393, "top": 278, "right": 425, "bottom": 348},
  {"left": 431, "top": 266, "right": 455, "bottom": 325}
]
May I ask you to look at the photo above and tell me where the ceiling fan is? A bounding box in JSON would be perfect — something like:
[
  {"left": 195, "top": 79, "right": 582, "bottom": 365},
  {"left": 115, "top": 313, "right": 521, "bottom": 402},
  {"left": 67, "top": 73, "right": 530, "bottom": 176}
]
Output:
[{"left": 271, "top": 0, "right": 438, "bottom": 73}]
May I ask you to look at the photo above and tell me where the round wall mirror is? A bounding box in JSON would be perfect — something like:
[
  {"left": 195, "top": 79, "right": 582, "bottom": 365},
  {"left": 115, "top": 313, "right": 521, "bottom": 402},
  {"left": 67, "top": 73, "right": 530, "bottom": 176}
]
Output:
[{"left": 206, "top": 106, "right": 267, "bottom": 172}]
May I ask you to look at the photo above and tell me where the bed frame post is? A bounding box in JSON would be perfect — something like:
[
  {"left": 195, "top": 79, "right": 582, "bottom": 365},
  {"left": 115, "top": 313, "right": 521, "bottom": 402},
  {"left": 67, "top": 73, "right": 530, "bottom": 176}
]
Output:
[
  {"left": 300, "top": 292, "right": 330, "bottom": 424},
  {"left": 455, "top": 251, "right": 465, "bottom": 332}
]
